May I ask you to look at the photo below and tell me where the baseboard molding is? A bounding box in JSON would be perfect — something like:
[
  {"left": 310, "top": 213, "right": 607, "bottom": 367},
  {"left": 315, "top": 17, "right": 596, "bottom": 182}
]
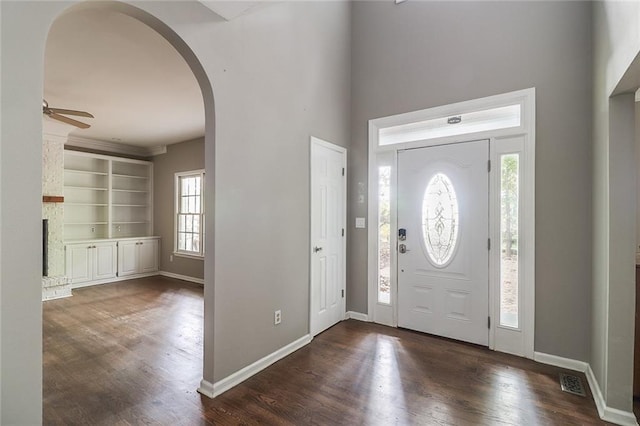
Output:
[
  {"left": 533, "top": 351, "right": 588, "bottom": 372},
  {"left": 585, "top": 365, "right": 639, "bottom": 426},
  {"left": 197, "top": 378, "right": 215, "bottom": 399},
  {"left": 535, "top": 352, "right": 638, "bottom": 426},
  {"left": 345, "top": 311, "right": 369, "bottom": 322},
  {"left": 42, "top": 292, "right": 73, "bottom": 302},
  {"left": 198, "top": 334, "right": 313, "bottom": 399},
  {"left": 158, "top": 271, "right": 204, "bottom": 285},
  {"left": 71, "top": 272, "right": 160, "bottom": 289}
]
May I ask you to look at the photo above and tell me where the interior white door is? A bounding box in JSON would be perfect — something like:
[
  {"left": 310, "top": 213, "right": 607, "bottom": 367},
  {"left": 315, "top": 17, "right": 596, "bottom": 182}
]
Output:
[
  {"left": 397, "top": 140, "right": 489, "bottom": 346},
  {"left": 310, "top": 138, "right": 346, "bottom": 336}
]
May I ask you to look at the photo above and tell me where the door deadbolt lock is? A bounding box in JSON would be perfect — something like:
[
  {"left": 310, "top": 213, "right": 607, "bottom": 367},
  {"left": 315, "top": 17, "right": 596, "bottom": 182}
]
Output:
[
  {"left": 399, "top": 244, "right": 408, "bottom": 254},
  {"left": 398, "top": 228, "right": 406, "bottom": 241}
]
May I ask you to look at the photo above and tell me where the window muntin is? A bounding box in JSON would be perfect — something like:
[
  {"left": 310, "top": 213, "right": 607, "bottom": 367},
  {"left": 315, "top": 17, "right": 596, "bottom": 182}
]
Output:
[
  {"left": 422, "top": 173, "right": 459, "bottom": 267},
  {"left": 377, "top": 166, "right": 391, "bottom": 304},
  {"left": 379, "top": 104, "right": 521, "bottom": 146},
  {"left": 175, "top": 170, "right": 205, "bottom": 257},
  {"left": 499, "top": 154, "right": 519, "bottom": 328}
]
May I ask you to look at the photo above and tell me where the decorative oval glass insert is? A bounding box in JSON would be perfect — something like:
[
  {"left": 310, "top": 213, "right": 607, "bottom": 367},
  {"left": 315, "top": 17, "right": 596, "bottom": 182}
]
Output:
[{"left": 422, "top": 173, "right": 459, "bottom": 266}]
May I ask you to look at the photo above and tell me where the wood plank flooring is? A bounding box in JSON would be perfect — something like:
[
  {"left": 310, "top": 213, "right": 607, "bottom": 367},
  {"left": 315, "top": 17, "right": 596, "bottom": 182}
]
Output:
[{"left": 44, "top": 277, "right": 612, "bottom": 425}]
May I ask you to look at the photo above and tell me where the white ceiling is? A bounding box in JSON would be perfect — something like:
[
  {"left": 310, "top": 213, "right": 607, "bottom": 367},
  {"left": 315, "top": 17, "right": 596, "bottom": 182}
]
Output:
[{"left": 44, "top": 9, "right": 204, "bottom": 148}]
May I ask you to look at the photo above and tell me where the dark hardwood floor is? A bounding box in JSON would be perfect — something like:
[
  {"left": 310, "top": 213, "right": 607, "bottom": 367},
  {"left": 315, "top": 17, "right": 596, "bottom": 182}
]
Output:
[{"left": 44, "top": 277, "right": 612, "bottom": 425}]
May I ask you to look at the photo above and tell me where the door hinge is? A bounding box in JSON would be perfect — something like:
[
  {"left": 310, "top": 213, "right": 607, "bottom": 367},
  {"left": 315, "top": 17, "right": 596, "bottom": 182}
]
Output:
[
  {"left": 341, "top": 289, "right": 344, "bottom": 298},
  {"left": 488, "top": 160, "right": 491, "bottom": 172},
  {"left": 342, "top": 228, "right": 345, "bottom": 237},
  {"left": 488, "top": 238, "right": 491, "bottom": 250},
  {"left": 488, "top": 316, "right": 491, "bottom": 329},
  {"left": 342, "top": 167, "right": 345, "bottom": 176}
]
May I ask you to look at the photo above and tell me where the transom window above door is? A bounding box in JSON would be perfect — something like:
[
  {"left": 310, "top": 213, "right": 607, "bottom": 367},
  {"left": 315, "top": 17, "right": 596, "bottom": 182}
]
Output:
[{"left": 378, "top": 104, "right": 521, "bottom": 146}]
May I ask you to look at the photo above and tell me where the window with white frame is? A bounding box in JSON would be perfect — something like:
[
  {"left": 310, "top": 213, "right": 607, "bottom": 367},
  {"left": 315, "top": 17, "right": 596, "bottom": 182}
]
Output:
[{"left": 175, "top": 170, "right": 205, "bottom": 257}]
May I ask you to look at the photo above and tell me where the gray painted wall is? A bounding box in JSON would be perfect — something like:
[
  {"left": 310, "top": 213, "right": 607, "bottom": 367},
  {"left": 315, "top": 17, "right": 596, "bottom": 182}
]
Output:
[
  {"left": 349, "top": 1, "right": 593, "bottom": 362},
  {"left": 153, "top": 138, "right": 205, "bottom": 280},
  {"left": 8, "top": 0, "right": 637, "bottom": 422},
  {"left": 593, "top": 0, "right": 640, "bottom": 412},
  {"left": 209, "top": 2, "right": 352, "bottom": 380},
  {"left": 0, "top": 0, "right": 351, "bottom": 421},
  {"left": 1, "top": 2, "right": 68, "bottom": 422}
]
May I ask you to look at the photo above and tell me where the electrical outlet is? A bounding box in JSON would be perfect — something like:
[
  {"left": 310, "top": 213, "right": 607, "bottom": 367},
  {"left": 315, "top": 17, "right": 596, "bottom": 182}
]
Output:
[
  {"left": 169, "top": 255, "right": 173, "bottom": 262},
  {"left": 90, "top": 226, "right": 95, "bottom": 233},
  {"left": 274, "top": 310, "right": 281, "bottom": 325}
]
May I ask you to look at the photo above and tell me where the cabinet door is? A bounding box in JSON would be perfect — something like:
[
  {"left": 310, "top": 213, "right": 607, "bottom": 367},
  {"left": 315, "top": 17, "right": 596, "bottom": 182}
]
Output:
[
  {"left": 93, "top": 242, "right": 117, "bottom": 281},
  {"left": 65, "top": 244, "right": 92, "bottom": 284},
  {"left": 139, "top": 239, "right": 159, "bottom": 273},
  {"left": 118, "top": 241, "right": 139, "bottom": 277}
]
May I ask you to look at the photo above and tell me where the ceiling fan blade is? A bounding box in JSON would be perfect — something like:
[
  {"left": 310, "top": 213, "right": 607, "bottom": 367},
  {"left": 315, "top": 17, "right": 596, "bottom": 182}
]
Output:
[
  {"left": 49, "top": 112, "right": 91, "bottom": 129},
  {"left": 47, "top": 108, "right": 94, "bottom": 118}
]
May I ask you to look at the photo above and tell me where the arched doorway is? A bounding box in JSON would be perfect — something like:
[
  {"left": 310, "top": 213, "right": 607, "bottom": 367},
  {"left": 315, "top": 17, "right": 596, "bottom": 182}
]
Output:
[{"left": 0, "top": 2, "right": 215, "bottom": 423}]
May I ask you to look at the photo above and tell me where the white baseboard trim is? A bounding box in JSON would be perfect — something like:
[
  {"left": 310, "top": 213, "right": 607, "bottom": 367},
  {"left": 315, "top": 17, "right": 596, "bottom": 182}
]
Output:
[
  {"left": 533, "top": 351, "right": 588, "bottom": 372},
  {"left": 345, "top": 311, "right": 369, "bottom": 322},
  {"left": 197, "top": 378, "right": 215, "bottom": 399},
  {"left": 198, "top": 334, "right": 313, "bottom": 399},
  {"left": 534, "top": 352, "right": 638, "bottom": 426},
  {"left": 42, "top": 292, "right": 73, "bottom": 302},
  {"left": 71, "top": 272, "right": 160, "bottom": 289},
  {"left": 585, "top": 365, "right": 638, "bottom": 426},
  {"left": 158, "top": 271, "right": 204, "bottom": 285}
]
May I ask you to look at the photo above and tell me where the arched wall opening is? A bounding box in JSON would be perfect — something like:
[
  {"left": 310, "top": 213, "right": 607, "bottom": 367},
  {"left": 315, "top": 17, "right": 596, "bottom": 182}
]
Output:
[
  {"left": 50, "top": 0, "right": 218, "bottom": 392},
  {"left": 0, "top": 2, "right": 216, "bottom": 423}
]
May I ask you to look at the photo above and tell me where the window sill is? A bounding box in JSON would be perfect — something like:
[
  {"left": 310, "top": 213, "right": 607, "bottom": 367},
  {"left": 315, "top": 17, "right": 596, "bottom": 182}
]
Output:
[{"left": 173, "top": 251, "right": 205, "bottom": 261}]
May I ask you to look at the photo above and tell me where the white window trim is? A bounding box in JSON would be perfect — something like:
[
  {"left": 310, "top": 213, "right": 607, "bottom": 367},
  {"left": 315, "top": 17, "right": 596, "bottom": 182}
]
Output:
[
  {"left": 174, "top": 169, "right": 205, "bottom": 258},
  {"left": 367, "top": 88, "right": 535, "bottom": 359}
]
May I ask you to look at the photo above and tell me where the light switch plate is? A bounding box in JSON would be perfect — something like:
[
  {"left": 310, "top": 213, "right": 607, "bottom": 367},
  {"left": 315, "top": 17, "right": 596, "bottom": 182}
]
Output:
[{"left": 355, "top": 217, "right": 366, "bottom": 228}]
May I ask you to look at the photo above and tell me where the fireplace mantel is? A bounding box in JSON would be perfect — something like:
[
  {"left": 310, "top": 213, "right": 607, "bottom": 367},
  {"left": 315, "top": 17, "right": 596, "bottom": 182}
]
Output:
[{"left": 43, "top": 196, "right": 64, "bottom": 203}]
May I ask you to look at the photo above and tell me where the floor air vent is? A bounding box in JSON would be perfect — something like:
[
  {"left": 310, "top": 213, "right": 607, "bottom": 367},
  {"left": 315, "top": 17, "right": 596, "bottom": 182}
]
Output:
[{"left": 559, "top": 373, "right": 586, "bottom": 397}]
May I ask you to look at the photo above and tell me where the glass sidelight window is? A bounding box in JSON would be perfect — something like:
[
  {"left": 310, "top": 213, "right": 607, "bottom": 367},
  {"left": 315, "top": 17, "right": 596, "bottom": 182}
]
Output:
[
  {"left": 377, "top": 166, "right": 391, "bottom": 304},
  {"left": 499, "top": 154, "right": 519, "bottom": 328}
]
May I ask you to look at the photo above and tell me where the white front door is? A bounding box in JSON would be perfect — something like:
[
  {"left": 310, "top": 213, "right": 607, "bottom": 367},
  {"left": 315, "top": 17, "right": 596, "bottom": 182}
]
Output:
[
  {"left": 310, "top": 137, "right": 346, "bottom": 336},
  {"left": 397, "top": 140, "right": 489, "bottom": 346}
]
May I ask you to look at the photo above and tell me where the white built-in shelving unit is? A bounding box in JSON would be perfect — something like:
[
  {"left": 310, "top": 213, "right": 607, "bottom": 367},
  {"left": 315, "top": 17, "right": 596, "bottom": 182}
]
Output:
[{"left": 64, "top": 151, "right": 153, "bottom": 240}]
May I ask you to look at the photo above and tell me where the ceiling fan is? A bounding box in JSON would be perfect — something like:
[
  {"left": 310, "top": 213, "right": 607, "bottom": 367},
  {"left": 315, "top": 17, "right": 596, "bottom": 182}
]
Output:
[{"left": 42, "top": 99, "right": 94, "bottom": 129}]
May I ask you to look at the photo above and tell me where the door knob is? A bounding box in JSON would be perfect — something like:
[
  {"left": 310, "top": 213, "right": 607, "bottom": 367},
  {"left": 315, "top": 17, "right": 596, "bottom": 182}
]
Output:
[
  {"left": 313, "top": 246, "right": 323, "bottom": 253},
  {"left": 399, "top": 244, "right": 409, "bottom": 254}
]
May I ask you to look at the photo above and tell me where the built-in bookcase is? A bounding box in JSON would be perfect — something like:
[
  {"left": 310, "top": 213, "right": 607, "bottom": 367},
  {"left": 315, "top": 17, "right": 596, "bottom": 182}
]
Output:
[{"left": 64, "top": 151, "right": 153, "bottom": 240}]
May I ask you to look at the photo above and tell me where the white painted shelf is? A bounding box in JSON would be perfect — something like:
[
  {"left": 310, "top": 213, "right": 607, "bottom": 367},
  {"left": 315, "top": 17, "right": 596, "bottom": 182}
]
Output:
[{"left": 64, "top": 150, "right": 153, "bottom": 240}]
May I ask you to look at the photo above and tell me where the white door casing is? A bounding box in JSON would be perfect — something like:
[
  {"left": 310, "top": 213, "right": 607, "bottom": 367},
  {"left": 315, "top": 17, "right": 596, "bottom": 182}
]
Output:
[
  {"left": 368, "top": 89, "right": 535, "bottom": 358},
  {"left": 397, "top": 140, "right": 489, "bottom": 346},
  {"left": 310, "top": 137, "right": 346, "bottom": 336}
]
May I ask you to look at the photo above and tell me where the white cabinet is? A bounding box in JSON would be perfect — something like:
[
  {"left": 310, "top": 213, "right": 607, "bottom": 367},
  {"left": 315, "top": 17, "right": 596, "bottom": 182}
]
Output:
[
  {"left": 65, "top": 241, "right": 117, "bottom": 285},
  {"left": 118, "top": 238, "right": 159, "bottom": 277}
]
